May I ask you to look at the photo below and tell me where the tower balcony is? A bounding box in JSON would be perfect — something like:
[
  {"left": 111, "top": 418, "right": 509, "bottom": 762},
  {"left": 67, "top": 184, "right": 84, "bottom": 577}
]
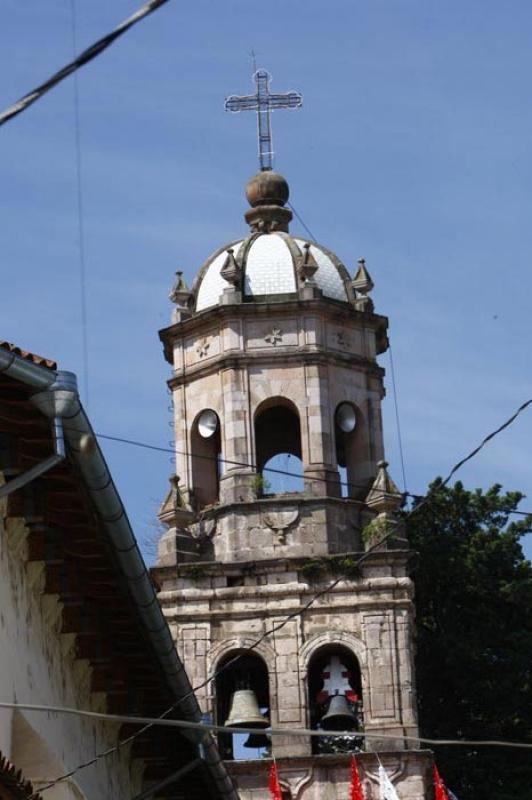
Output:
[{"left": 177, "top": 493, "right": 367, "bottom": 564}]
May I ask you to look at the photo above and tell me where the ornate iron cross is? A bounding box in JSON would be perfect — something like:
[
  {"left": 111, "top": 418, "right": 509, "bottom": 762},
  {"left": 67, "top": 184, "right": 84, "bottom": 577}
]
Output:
[{"left": 225, "top": 70, "right": 302, "bottom": 171}]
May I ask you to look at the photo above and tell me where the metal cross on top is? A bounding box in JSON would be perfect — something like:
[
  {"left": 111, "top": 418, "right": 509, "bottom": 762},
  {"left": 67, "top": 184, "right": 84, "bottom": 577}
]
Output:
[{"left": 225, "top": 70, "right": 302, "bottom": 172}]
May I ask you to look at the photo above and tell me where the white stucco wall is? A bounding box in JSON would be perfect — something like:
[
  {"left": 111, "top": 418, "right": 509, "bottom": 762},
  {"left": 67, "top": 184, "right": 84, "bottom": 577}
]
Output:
[{"left": 0, "top": 481, "right": 144, "bottom": 799}]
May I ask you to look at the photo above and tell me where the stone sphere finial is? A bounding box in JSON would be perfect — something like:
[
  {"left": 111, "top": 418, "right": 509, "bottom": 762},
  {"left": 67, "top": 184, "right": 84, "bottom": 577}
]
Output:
[
  {"left": 245, "top": 171, "right": 289, "bottom": 208},
  {"left": 244, "top": 171, "right": 292, "bottom": 232}
]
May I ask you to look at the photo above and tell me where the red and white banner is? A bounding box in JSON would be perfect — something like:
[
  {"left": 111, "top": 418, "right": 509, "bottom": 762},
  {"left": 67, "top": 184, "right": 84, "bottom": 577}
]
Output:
[
  {"left": 433, "top": 763, "right": 450, "bottom": 800},
  {"left": 269, "top": 762, "right": 283, "bottom": 800},
  {"left": 378, "top": 765, "right": 400, "bottom": 800},
  {"left": 350, "top": 755, "right": 365, "bottom": 800}
]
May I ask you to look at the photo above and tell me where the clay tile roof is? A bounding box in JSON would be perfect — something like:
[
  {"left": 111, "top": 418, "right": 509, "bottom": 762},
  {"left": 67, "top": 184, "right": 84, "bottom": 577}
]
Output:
[
  {"left": 0, "top": 341, "right": 56, "bottom": 371},
  {"left": 0, "top": 751, "right": 42, "bottom": 800}
]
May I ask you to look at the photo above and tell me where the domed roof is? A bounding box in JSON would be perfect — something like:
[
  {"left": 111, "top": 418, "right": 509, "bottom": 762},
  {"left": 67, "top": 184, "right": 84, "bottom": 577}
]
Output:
[
  {"left": 185, "top": 171, "right": 358, "bottom": 313},
  {"left": 194, "top": 232, "right": 352, "bottom": 312}
]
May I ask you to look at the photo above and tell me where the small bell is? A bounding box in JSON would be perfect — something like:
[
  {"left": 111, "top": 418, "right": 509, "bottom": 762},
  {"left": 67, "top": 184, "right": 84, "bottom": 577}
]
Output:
[
  {"left": 225, "top": 689, "right": 269, "bottom": 729},
  {"left": 243, "top": 731, "right": 270, "bottom": 749},
  {"left": 320, "top": 693, "right": 358, "bottom": 731}
]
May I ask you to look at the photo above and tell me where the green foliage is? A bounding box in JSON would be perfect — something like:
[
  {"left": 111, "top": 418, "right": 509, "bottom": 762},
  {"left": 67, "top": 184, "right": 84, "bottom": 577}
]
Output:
[
  {"left": 330, "top": 555, "right": 361, "bottom": 579},
  {"left": 251, "top": 473, "right": 271, "bottom": 498},
  {"left": 300, "top": 555, "right": 361, "bottom": 582},
  {"left": 361, "top": 516, "right": 393, "bottom": 546},
  {"left": 406, "top": 480, "right": 532, "bottom": 800},
  {"left": 300, "top": 558, "right": 326, "bottom": 581},
  {"left": 186, "top": 564, "right": 207, "bottom": 581}
]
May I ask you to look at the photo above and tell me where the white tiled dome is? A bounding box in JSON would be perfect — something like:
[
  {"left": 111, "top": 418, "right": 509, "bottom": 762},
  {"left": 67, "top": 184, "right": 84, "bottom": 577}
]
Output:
[{"left": 194, "top": 232, "right": 350, "bottom": 312}]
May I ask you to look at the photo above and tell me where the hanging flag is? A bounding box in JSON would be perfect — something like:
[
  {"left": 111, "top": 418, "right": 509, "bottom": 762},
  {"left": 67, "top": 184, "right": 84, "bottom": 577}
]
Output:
[
  {"left": 433, "top": 764, "right": 450, "bottom": 800},
  {"left": 350, "top": 755, "right": 365, "bottom": 800},
  {"left": 269, "top": 762, "right": 283, "bottom": 800},
  {"left": 378, "top": 764, "right": 400, "bottom": 800}
]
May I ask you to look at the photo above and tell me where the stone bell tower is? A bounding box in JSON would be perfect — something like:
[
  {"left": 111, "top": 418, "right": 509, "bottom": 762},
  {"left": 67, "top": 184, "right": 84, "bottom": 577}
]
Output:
[{"left": 153, "top": 170, "right": 433, "bottom": 799}]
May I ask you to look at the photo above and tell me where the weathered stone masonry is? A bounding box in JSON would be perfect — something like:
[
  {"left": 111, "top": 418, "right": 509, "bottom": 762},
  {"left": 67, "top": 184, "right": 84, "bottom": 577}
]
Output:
[{"left": 153, "top": 170, "right": 434, "bottom": 799}]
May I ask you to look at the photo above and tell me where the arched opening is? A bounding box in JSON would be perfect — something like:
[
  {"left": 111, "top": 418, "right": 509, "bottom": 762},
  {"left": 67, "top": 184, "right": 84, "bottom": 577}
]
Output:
[
  {"left": 335, "top": 402, "right": 368, "bottom": 499},
  {"left": 254, "top": 398, "right": 303, "bottom": 495},
  {"left": 191, "top": 409, "right": 221, "bottom": 509},
  {"left": 307, "top": 645, "right": 364, "bottom": 754},
  {"left": 215, "top": 651, "right": 270, "bottom": 761}
]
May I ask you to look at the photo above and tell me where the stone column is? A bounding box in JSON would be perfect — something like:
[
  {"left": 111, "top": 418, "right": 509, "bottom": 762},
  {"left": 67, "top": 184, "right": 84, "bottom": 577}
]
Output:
[
  {"left": 172, "top": 384, "right": 191, "bottom": 505},
  {"left": 219, "top": 366, "right": 255, "bottom": 504},
  {"left": 303, "top": 364, "right": 340, "bottom": 497},
  {"left": 271, "top": 621, "right": 310, "bottom": 758}
]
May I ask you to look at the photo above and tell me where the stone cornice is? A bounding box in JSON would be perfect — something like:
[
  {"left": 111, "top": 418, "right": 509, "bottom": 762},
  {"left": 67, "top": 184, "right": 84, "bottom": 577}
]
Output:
[
  {"left": 167, "top": 347, "right": 386, "bottom": 389},
  {"left": 225, "top": 750, "right": 433, "bottom": 774},
  {"left": 159, "top": 575, "right": 414, "bottom": 603},
  {"left": 152, "top": 547, "right": 413, "bottom": 579},
  {"left": 159, "top": 298, "right": 389, "bottom": 364},
  {"left": 161, "top": 601, "right": 415, "bottom": 626},
  {"left": 167, "top": 493, "right": 365, "bottom": 524}
]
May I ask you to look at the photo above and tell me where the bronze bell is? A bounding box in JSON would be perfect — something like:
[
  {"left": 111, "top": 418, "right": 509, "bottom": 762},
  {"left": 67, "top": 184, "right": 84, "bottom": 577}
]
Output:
[
  {"left": 225, "top": 689, "right": 269, "bottom": 729},
  {"left": 243, "top": 731, "right": 270, "bottom": 749},
  {"left": 320, "top": 693, "right": 357, "bottom": 731}
]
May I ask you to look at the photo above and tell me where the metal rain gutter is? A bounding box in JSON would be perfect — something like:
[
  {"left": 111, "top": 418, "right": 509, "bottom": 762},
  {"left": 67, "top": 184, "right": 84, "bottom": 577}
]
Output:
[
  {"left": 0, "top": 353, "right": 72, "bottom": 498},
  {"left": 0, "top": 348, "right": 238, "bottom": 800}
]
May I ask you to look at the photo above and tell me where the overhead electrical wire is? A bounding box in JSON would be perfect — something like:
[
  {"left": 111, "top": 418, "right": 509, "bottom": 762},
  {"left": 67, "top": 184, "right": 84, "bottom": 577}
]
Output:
[
  {"left": 0, "top": 0, "right": 170, "bottom": 128},
  {"left": 287, "top": 200, "right": 318, "bottom": 242},
  {"left": 153, "top": 396, "right": 532, "bottom": 722},
  {"left": 3, "top": 403, "right": 532, "bottom": 516},
  {"left": 388, "top": 341, "right": 408, "bottom": 493},
  {"left": 69, "top": 0, "right": 90, "bottom": 409},
  {"left": 3, "top": 0, "right": 529, "bottom": 793},
  {"left": 92, "top": 432, "right": 374, "bottom": 498},
  {"left": 181, "top": 528, "right": 396, "bottom": 701},
  {"left": 287, "top": 194, "right": 408, "bottom": 500},
  {"left": 25, "top": 394, "right": 532, "bottom": 794},
  {"left": 0, "top": 701, "right": 530, "bottom": 751},
  {"left": 440, "top": 397, "right": 532, "bottom": 487},
  {"left": 30, "top": 527, "right": 396, "bottom": 797},
  {"left": 76, "top": 421, "right": 532, "bottom": 518}
]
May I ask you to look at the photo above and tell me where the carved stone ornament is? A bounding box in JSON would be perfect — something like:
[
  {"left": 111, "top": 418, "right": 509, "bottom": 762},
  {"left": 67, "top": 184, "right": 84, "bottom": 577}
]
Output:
[
  {"left": 196, "top": 338, "right": 210, "bottom": 358},
  {"left": 365, "top": 460, "right": 402, "bottom": 514},
  {"left": 280, "top": 769, "right": 313, "bottom": 800},
  {"left": 297, "top": 241, "right": 319, "bottom": 284},
  {"left": 169, "top": 270, "right": 191, "bottom": 308},
  {"left": 262, "top": 507, "right": 299, "bottom": 543},
  {"left": 220, "top": 248, "right": 242, "bottom": 287},
  {"left": 352, "top": 257, "right": 375, "bottom": 312},
  {"left": 352, "top": 258, "right": 374, "bottom": 294},
  {"left": 335, "top": 330, "right": 350, "bottom": 348},
  {"left": 264, "top": 327, "right": 283, "bottom": 345},
  {"left": 189, "top": 518, "right": 217, "bottom": 541},
  {"left": 245, "top": 204, "right": 293, "bottom": 233}
]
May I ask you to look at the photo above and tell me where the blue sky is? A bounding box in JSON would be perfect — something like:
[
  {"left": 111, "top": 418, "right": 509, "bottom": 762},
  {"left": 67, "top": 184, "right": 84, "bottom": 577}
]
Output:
[{"left": 1, "top": 0, "right": 531, "bottom": 559}]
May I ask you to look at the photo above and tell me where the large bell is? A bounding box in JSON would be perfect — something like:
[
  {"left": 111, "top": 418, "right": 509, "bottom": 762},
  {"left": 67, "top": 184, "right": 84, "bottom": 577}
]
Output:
[
  {"left": 224, "top": 689, "right": 269, "bottom": 729},
  {"left": 243, "top": 731, "right": 270, "bottom": 749},
  {"left": 320, "top": 693, "right": 358, "bottom": 731}
]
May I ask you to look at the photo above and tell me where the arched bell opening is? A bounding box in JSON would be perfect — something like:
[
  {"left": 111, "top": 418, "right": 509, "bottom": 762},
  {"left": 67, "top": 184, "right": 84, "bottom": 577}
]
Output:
[
  {"left": 190, "top": 409, "right": 221, "bottom": 510},
  {"left": 307, "top": 645, "right": 364, "bottom": 755},
  {"left": 215, "top": 651, "right": 271, "bottom": 761},
  {"left": 334, "top": 402, "right": 368, "bottom": 499},
  {"left": 254, "top": 398, "right": 303, "bottom": 495}
]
